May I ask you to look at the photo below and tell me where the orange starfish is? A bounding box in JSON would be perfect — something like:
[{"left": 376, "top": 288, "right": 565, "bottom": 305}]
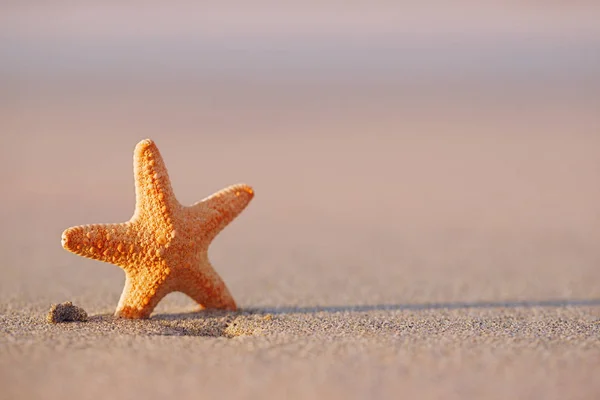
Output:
[{"left": 61, "top": 139, "right": 254, "bottom": 319}]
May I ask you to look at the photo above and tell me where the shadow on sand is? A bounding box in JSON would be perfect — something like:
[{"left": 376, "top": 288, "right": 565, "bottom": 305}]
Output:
[
  {"left": 149, "top": 297, "right": 600, "bottom": 320},
  {"left": 80, "top": 298, "right": 600, "bottom": 337},
  {"left": 250, "top": 298, "right": 600, "bottom": 315}
]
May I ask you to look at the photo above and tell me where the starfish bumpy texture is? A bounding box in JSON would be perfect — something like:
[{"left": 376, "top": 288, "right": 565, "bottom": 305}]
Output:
[{"left": 61, "top": 139, "right": 253, "bottom": 319}]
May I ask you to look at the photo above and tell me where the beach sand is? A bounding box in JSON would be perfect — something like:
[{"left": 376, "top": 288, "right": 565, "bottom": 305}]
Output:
[
  {"left": 2, "top": 3, "right": 600, "bottom": 399},
  {"left": 2, "top": 86, "right": 599, "bottom": 399}
]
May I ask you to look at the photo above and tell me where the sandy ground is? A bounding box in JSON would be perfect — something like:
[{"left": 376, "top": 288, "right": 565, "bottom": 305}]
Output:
[
  {"left": 1, "top": 86, "right": 599, "bottom": 399},
  {"left": 2, "top": 3, "right": 600, "bottom": 399}
]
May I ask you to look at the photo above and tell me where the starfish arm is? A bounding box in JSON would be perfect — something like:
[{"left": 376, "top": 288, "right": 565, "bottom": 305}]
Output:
[
  {"left": 132, "top": 139, "right": 179, "bottom": 225},
  {"left": 115, "top": 270, "right": 171, "bottom": 318},
  {"left": 61, "top": 223, "right": 138, "bottom": 268},
  {"left": 188, "top": 183, "right": 254, "bottom": 242},
  {"left": 177, "top": 257, "right": 237, "bottom": 310}
]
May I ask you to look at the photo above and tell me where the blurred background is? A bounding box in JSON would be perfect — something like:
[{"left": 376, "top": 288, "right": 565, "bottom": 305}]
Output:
[{"left": 1, "top": 1, "right": 599, "bottom": 310}]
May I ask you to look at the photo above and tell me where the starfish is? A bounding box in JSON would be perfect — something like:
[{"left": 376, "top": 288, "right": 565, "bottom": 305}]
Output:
[{"left": 61, "top": 139, "right": 254, "bottom": 319}]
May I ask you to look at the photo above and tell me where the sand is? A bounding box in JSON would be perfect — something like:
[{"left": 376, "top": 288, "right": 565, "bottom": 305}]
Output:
[
  {"left": 2, "top": 3, "right": 600, "bottom": 399},
  {"left": 1, "top": 89, "right": 599, "bottom": 399}
]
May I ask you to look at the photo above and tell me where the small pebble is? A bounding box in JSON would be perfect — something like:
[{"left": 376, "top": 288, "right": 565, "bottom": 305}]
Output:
[{"left": 46, "top": 301, "right": 88, "bottom": 323}]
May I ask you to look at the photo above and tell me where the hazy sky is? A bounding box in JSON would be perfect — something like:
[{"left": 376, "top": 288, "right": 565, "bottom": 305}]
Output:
[{"left": 2, "top": 2, "right": 599, "bottom": 83}]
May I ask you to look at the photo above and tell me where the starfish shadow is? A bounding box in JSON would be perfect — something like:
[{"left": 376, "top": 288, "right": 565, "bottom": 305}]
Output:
[
  {"left": 148, "top": 297, "right": 600, "bottom": 320},
  {"left": 82, "top": 311, "right": 237, "bottom": 337},
  {"left": 77, "top": 298, "right": 600, "bottom": 338},
  {"left": 151, "top": 309, "right": 236, "bottom": 321},
  {"left": 249, "top": 298, "right": 600, "bottom": 315}
]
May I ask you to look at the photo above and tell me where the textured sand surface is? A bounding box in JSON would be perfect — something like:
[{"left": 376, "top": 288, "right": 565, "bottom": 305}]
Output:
[
  {"left": 2, "top": 3, "right": 600, "bottom": 399},
  {"left": 2, "top": 91, "right": 599, "bottom": 399}
]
